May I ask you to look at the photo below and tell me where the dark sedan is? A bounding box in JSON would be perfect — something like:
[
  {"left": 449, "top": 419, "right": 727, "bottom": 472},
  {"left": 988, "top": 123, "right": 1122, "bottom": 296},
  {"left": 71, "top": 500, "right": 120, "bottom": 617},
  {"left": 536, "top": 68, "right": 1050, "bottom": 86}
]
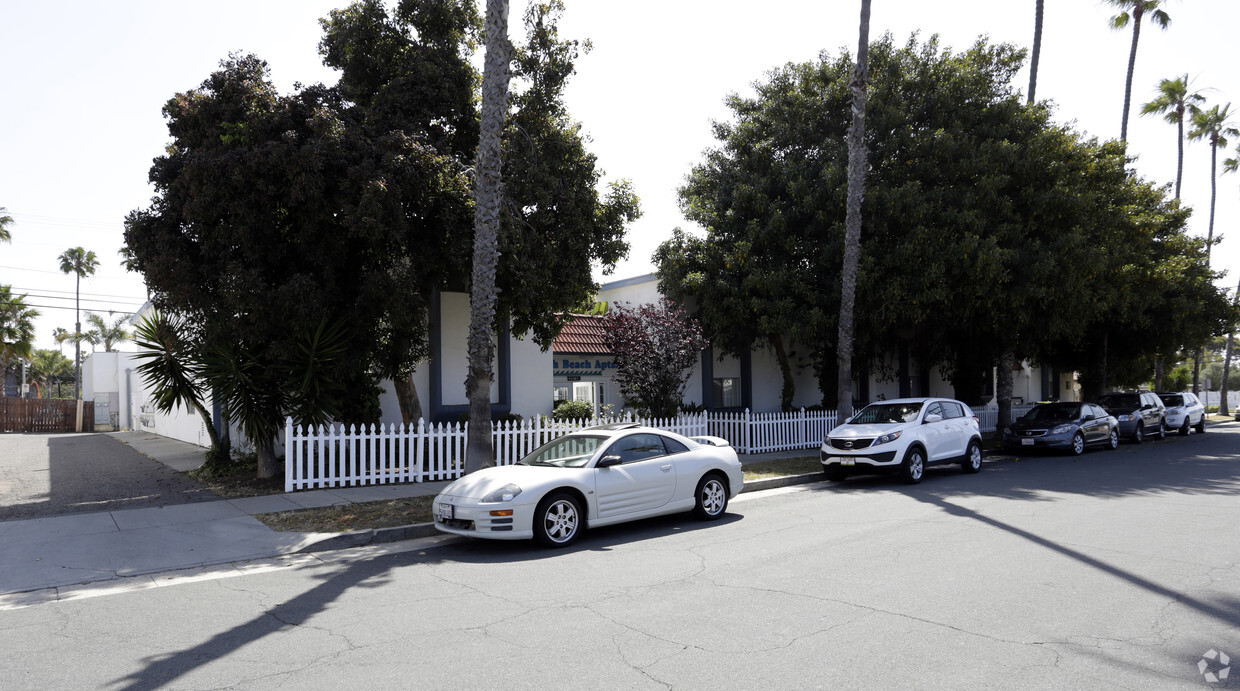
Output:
[{"left": 1003, "top": 402, "right": 1119, "bottom": 455}]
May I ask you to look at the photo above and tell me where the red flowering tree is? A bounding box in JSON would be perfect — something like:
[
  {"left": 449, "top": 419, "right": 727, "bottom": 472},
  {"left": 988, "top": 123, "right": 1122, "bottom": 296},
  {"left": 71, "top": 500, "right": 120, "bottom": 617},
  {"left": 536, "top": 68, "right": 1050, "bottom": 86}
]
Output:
[{"left": 601, "top": 300, "right": 709, "bottom": 418}]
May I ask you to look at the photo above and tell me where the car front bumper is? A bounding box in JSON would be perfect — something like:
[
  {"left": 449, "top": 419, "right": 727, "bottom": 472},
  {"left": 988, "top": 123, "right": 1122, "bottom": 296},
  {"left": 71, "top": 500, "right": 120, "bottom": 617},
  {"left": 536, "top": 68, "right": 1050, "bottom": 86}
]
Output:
[
  {"left": 819, "top": 448, "right": 900, "bottom": 469},
  {"left": 1003, "top": 431, "right": 1074, "bottom": 450},
  {"left": 433, "top": 496, "right": 536, "bottom": 541}
]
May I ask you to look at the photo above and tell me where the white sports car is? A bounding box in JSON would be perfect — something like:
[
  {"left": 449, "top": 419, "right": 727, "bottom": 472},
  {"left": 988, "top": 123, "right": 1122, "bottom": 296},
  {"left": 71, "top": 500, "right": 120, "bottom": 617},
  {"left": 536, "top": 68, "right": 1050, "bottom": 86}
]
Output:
[{"left": 433, "top": 423, "right": 744, "bottom": 547}]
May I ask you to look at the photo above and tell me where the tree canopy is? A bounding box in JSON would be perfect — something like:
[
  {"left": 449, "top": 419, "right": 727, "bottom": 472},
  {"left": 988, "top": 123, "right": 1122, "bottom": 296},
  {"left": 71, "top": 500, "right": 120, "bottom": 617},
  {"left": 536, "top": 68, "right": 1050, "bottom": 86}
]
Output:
[
  {"left": 657, "top": 34, "right": 1233, "bottom": 405},
  {"left": 123, "top": 0, "right": 637, "bottom": 475}
]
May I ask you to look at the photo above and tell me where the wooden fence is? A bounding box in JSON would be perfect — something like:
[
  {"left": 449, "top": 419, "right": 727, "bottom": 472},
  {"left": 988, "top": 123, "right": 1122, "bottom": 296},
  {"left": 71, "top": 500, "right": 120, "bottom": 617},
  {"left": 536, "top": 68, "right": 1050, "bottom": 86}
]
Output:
[{"left": 0, "top": 398, "right": 95, "bottom": 433}]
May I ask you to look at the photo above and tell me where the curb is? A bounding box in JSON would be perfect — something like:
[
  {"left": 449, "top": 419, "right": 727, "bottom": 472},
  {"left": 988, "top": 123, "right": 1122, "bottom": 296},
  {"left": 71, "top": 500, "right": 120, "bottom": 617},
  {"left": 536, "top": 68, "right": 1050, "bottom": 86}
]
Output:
[{"left": 296, "top": 472, "right": 827, "bottom": 554}]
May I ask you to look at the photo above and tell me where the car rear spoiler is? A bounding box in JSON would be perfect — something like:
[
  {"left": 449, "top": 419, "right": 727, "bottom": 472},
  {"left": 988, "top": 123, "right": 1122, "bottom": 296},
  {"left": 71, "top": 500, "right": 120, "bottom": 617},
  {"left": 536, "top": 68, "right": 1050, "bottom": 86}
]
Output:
[{"left": 690, "top": 435, "right": 732, "bottom": 448}]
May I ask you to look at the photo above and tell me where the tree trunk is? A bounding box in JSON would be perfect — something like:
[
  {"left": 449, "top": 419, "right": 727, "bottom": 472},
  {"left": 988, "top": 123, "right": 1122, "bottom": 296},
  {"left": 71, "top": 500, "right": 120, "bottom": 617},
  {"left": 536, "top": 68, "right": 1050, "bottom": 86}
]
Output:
[
  {"left": 770, "top": 333, "right": 794, "bottom": 412},
  {"left": 1207, "top": 138, "right": 1218, "bottom": 262},
  {"left": 836, "top": 0, "right": 871, "bottom": 421},
  {"left": 996, "top": 351, "right": 1015, "bottom": 433},
  {"left": 1221, "top": 277, "right": 1240, "bottom": 416},
  {"left": 1175, "top": 112, "right": 1184, "bottom": 199},
  {"left": 465, "top": 0, "right": 512, "bottom": 474},
  {"left": 1119, "top": 6, "right": 1143, "bottom": 142},
  {"left": 256, "top": 437, "right": 279, "bottom": 479},
  {"left": 1027, "top": 0, "right": 1043, "bottom": 104},
  {"left": 393, "top": 371, "right": 423, "bottom": 424},
  {"left": 1154, "top": 356, "right": 1164, "bottom": 392}
]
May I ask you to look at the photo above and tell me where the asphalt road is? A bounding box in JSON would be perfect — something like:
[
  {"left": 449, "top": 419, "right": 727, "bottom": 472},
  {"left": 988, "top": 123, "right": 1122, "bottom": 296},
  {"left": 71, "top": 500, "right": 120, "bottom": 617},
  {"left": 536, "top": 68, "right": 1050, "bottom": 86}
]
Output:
[{"left": 2, "top": 427, "right": 1237, "bottom": 689}]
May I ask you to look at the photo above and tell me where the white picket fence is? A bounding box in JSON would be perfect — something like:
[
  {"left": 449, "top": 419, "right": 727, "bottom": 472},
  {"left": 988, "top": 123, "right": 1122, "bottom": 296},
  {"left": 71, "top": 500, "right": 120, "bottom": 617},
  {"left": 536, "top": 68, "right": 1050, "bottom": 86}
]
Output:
[
  {"left": 976, "top": 404, "right": 1035, "bottom": 434},
  {"left": 284, "top": 408, "right": 837, "bottom": 491}
]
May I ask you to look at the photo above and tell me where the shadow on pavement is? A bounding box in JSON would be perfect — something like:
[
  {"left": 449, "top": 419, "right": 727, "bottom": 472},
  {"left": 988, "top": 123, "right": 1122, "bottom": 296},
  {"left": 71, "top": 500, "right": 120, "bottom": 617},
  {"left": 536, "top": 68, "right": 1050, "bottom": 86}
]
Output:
[{"left": 0, "top": 434, "right": 219, "bottom": 521}]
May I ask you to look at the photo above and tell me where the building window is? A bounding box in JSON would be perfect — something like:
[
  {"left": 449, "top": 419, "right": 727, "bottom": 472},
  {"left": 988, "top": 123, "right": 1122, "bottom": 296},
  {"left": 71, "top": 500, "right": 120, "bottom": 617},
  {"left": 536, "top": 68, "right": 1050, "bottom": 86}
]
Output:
[
  {"left": 553, "top": 385, "right": 570, "bottom": 404},
  {"left": 713, "top": 377, "right": 741, "bottom": 408}
]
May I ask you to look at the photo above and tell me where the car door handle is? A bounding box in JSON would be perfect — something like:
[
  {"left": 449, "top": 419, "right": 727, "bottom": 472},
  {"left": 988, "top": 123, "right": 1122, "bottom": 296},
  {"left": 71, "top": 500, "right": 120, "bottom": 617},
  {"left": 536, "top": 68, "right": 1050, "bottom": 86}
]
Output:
[{"left": 661, "top": 464, "right": 673, "bottom": 472}]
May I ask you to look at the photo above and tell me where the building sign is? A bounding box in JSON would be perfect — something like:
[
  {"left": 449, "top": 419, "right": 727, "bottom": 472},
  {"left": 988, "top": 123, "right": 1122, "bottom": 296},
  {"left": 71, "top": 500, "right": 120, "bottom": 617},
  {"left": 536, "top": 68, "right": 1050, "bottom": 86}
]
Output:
[{"left": 553, "top": 356, "right": 616, "bottom": 377}]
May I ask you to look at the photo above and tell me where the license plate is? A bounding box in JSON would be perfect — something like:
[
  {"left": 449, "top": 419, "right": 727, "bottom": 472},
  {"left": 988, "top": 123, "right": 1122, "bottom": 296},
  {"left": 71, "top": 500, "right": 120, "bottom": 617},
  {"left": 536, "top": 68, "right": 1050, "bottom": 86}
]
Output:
[
  {"left": 1022, "top": 438, "right": 1034, "bottom": 446},
  {"left": 438, "top": 502, "right": 454, "bottom": 521},
  {"left": 840, "top": 458, "right": 855, "bottom": 466}
]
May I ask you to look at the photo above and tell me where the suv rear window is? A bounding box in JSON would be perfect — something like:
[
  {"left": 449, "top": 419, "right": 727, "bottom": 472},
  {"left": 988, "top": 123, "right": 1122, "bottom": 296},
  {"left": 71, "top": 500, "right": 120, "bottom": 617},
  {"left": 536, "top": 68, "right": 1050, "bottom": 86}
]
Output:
[{"left": 1158, "top": 394, "right": 1184, "bottom": 407}]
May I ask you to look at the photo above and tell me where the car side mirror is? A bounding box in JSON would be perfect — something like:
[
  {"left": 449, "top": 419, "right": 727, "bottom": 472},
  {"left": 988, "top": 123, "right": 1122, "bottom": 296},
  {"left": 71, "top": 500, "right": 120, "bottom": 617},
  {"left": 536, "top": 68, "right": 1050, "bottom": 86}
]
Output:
[
  {"left": 1082, "top": 414, "right": 1095, "bottom": 421},
  {"left": 924, "top": 413, "right": 943, "bottom": 424},
  {"left": 597, "top": 455, "right": 623, "bottom": 468}
]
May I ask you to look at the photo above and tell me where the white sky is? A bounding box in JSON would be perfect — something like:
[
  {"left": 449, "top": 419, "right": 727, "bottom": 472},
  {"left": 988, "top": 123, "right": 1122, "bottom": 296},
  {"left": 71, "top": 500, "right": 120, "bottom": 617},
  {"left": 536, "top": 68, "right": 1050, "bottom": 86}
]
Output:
[{"left": 2, "top": 0, "right": 1237, "bottom": 353}]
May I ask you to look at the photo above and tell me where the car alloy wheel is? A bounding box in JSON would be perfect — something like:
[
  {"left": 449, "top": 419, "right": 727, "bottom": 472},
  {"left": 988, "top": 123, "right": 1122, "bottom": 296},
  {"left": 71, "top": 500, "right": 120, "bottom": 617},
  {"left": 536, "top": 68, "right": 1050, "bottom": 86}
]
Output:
[
  {"left": 1157, "top": 419, "right": 1167, "bottom": 440},
  {"left": 534, "top": 493, "right": 582, "bottom": 547},
  {"left": 693, "top": 474, "right": 729, "bottom": 520},
  {"left": 1108, "top": 429, "right": 1119, "bottom": 450},
  {"left": 902, "top": 447, "right": 925, "bottom": 485},
  {"left": 961, "top": 440, "right": 982, "bottom": 474},
  {"left": 1070, "top": 432, "right": 1085, "bottom": 456},
  {"left": 1179, "top": 419, "right": 1190, "bottom": 436},
  {"left": 1133, "top": 424, "right": 1143, "bottom": 443}
]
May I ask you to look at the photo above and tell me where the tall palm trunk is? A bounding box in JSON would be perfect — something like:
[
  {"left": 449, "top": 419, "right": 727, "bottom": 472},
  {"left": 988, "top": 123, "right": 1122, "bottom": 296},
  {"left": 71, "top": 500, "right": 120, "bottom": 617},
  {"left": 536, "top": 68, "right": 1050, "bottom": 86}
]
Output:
[
  {"left": 1193, "top": 135, "right": 1221, "bottom": 394},
  {"left": 1220, "top": 277, "right": 1240, "bottom": 416},
  {"left": 465, "top": 0, "right": 512, "bottom": 474},
  {"left": 1028, "top": 0, "right": 1044, "bottom": 104},
  {"left": 836, "top": 0, "right": 871, "bottom": 421},
  {"left": 74, "top": 272, "right": 81, "bottom": 400},
  {"left": 1174, "top": 110, "right": 1185, "bottom": 198},
  {"left": 1120, "top": 5, "right": 1144, "bottom": 142}
]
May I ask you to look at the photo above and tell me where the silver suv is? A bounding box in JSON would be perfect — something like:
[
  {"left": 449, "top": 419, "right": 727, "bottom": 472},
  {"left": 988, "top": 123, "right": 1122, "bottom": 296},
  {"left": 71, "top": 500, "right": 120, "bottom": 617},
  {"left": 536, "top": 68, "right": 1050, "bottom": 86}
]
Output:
[{"left": 1097, "top": 391, "right": 1166, "bottom": 443}]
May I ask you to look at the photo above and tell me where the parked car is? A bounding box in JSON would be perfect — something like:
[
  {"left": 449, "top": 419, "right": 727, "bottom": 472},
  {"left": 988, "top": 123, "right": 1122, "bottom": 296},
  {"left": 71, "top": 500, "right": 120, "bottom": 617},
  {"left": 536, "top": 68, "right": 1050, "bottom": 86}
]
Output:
[
  {"left": 432, "top": 423, "right": 744, "bottom": 547},
  {"left": 820, "top": 397, "right": 983, "bottom": 484},
  {"left": 1096, "top": 391, "right": 1166, "bottom": 443},
  {"left": 1157, "top": 391, "right": 1206, "bottom": 435},
  {"left": 1002, "top": 402, "right": 1119, "bottom": 455}
]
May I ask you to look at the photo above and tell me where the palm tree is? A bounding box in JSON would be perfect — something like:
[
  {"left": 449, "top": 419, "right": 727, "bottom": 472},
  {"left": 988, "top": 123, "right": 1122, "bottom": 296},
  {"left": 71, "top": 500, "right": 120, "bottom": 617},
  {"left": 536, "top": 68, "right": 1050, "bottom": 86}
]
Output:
[
  {"left": 1028, "top": 0, "right": 1044, "bottom": 104},
  {"left": 0, "top": 207, "right": 12, "bottom": 244},
  {"left": 57, "top": 247, "right": 100, "bottom": 400},
  {"left": 28, "top": 349, "right": 73, "bottom": 399},
  {"left": 836, "top": 0, "right": 872, "bottom": 420},
  {"left": 465, "top": 0, "right": 514, "bottom": 474},
  {"left": 84, "top": 312, "right": 133, "bottom": 352},
  {"left": 1107, "top": 0, "right": 1171, "bottom": 142},
  {"left": 0, "top": 285, "right": 39, "bottom": 369},
  {"left": 52, "top": 327, "right": 69, "bottom": 353},
  {"left": 1186, "top": 104, "right": 1237, "bottom": 394},
  {"left": 1188, "top": 104, "right": 1238, "bottom": 264},
  {"left": 1217, "top": 145, "right": 1240, "bottom": 416},
  {"left": 1141, "top": 75, "right": 1204, "bottom": 199}
]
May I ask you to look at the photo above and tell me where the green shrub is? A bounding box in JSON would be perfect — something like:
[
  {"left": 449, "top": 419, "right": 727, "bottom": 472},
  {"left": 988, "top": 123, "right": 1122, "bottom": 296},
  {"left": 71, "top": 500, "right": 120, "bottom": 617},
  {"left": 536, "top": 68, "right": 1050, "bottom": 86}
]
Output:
[{"left": 553, "top": 399, "right": 594, "bottom": 421}]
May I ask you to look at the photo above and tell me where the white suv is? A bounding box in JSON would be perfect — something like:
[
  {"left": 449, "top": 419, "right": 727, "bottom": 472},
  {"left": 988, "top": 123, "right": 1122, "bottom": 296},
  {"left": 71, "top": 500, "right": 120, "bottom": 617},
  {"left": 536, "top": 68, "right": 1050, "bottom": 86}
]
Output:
[
  {"left": 821, "top": 397, "right": 983, "bottom": 484},
  {"left": 1157, "top": 392, "right": 1206, "bottom": 436}
]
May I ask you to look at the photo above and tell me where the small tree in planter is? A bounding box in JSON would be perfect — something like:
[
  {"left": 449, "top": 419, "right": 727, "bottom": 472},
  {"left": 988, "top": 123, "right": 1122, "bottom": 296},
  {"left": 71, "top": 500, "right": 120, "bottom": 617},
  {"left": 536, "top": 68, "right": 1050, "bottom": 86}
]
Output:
[{"left": 602, "top": 300, "right": 708, "bottom": 418}]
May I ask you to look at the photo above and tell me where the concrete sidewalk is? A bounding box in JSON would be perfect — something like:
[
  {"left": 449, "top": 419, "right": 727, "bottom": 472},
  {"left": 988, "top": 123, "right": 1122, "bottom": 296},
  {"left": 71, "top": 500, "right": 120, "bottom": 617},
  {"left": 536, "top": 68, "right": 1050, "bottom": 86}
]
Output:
[{"left": 0, "top": 431, "right": 820, "bottom": 607}]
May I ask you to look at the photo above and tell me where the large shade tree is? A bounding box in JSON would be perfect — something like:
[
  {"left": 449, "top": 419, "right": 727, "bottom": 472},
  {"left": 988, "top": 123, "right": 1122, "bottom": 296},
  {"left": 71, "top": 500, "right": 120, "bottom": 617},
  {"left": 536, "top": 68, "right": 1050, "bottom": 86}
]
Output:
[
  {"left": 659, "top": 34, "right": 1231, "bottom": 408},
  {"left": 125, "top": 0, "right": 636, "bottom": 477}
]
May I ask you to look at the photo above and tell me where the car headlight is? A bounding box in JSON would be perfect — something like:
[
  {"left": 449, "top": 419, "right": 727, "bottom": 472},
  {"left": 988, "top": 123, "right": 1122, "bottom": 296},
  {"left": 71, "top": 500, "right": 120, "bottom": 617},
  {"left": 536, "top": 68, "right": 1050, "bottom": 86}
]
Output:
[
  {"left": 1050, "top": 424, "right": 1071, "bottom": 435},
  {"left": 874, "top": 430, "right": 902, "bottom": 445},
  {"left": 1117, "top": 413, "right": 1135, "bottom": 422},
  {"left": 482, "top": 483, "right": 522, "bottom": 503}
]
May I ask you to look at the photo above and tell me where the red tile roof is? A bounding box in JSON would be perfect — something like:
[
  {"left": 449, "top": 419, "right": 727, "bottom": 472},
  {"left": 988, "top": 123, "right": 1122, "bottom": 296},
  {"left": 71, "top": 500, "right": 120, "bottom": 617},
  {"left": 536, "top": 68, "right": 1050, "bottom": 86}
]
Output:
[{"left": 554, "top": 314, "right": 610, "bottom": 354}]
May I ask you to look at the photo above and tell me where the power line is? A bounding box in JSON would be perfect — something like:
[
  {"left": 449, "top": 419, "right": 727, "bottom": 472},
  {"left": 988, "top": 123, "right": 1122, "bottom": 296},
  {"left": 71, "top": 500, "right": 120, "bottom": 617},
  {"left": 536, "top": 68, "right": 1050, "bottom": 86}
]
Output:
[
  {"left": 9, "top": 285, "right": 146, "bottom": 301},
  {"left": 0, "top": 300, "right": 138, "bottom": 314}
]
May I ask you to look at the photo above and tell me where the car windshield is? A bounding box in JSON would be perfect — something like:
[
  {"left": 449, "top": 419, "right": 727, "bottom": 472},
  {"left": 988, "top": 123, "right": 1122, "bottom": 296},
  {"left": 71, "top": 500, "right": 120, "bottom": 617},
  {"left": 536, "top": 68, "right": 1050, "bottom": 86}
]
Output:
[
  {"left": 1158, "top": 394, "right": 1183, "bottom": 407},
  {"left": 517, "top": 435, "right": 606, "bottom": 468},
  {"left": 1022, "top": 403, "right": 1081, "bottom": 421},
  {"left": 1097, "top": 393, "right": 1139, "bottom": 410},
  {"left": 849, "top": 402, "right": 924, "bottom": 424}
]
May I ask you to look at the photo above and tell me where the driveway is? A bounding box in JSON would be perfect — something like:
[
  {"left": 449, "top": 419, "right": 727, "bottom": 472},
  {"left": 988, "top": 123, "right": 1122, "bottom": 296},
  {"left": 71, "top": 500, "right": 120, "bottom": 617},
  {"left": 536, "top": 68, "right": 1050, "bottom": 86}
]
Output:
[{"left": 0, "top": 432, "right": 220, "bottom": 521}]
